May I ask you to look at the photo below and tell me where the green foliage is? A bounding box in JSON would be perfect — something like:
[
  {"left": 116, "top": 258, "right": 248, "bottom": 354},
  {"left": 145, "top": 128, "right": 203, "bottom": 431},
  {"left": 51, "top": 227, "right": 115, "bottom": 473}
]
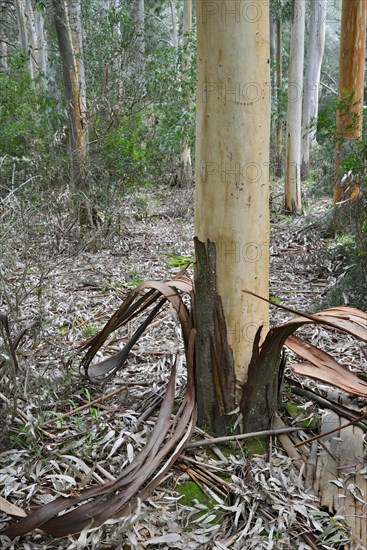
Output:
[
  {"left": 0, "top": 60, "right": 62, "bottom": 158},
  {"left": 166, "top": 253, "right": 193, "bottom": 269},
  {"left": 99, "top": 113, "right": 151, "bottom": 186},
  {"left": 0, "top": 55, "right": 65, "bottom": 193},
  {"left": 147, "top": 39, "right": 196, "bottom": 157}
]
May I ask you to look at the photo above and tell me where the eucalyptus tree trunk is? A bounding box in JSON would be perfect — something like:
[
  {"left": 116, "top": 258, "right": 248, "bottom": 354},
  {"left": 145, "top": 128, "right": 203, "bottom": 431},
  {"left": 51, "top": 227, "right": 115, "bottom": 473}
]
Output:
[
  {"left": 24, "top": 0, "right": 39, "bottom": 80},
  {"left": 133, "top": 0, "right": 145, "bottom": 71},
  {"left": 180, "top": 0, "right": 192, "bottom": 187},
  {"left": 301, "top": 0, "right": 327, "bottom": 178},
  {"left": 334, "top": 0, "right": 367, "bottom": 201},
  {"left": 285, "top": 0, "right": 305, "bottom": 214},
  {"left": 194, "top": 0, "right": 270, "bottom": 435},
  {"left": 51, "top": 0, "right": 88, "bottom": 189},
  {"left": 33, "top": 3, "right": 48, "bottom": 84},
  {"left": 169, "top": 0, "right": 178, "bottom": 52},
  {"left": 276, "top": 18, "right": 283, "bottom": 177},
  {"left": 14, "top": 0, "right": 49, "bottom": 85},
  {"left": 14, "top": 0, "right": 32, "bottom": 76},
  {"left": 0, "top": 40, "right": 8, "bottom": 69}
]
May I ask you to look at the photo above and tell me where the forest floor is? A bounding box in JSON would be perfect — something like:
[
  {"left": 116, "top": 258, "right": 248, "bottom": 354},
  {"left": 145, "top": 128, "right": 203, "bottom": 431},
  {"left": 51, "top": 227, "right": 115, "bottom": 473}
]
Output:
[{"left": 0, "top": 184, "right": 366, "bottom": 549}]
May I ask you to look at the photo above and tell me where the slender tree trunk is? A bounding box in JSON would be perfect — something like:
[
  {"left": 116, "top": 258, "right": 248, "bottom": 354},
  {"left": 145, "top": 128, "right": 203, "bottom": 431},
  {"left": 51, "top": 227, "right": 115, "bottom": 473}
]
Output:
[
  {"left": 276, "top": 18, "right": 283, "bottom": 178},
  {"left": 133, "top": 0, "right": 145, "bottom": 71},
  {"left": 169, "top": 0, "right": 178, "bottom": 52},
  {"left": 51, "top": 0, "right": 88, "bottom": 189},
  {"left": 334, "top": 0, "right": 367, "bottom": 201},
  {"left": 180, "top": 0, "right": 192, "bottom": 187},
  {"left": 194, "top": 0, "right": 270, "bottom": 435},
  {"left": 301, "top": 0, "right": 327, "bottom": 178},
  {"left": 0, "top": 40, "right": 8, "bottom": 69},
  {"left": 24, "top": 0, "right": 39, "bottom": 81},
  {"left": 33, "top": 4, "right": 48, "bottom": 85},
  {"left": 14, "top": 0, "right": 32, "bottom": 76},
  {"left": 285, "top": 0, "right": 305, "bottom": 214},
  {"left": 269, "top": 15, "right": 276, "bottom": 69}
]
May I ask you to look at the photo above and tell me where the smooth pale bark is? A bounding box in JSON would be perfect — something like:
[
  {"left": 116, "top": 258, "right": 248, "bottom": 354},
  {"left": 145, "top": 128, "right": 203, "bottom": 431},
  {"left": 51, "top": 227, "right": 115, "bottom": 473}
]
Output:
[
  {"left": 14, "top": 0, "right": 32, "bottom": 76},
  {"left": 194, "top": 0, "right": 270, "bottom": 434},
  {"left": 276, "top": 18, "right": 283, "bottom": 177},
  {"left": 169, "top": 0, "right": 178, "bottom": 52},
  {"left": 0, "top": 40, "right": 8, "bottom": 69},
  {"left": 51, "top": 0, "right": 88, "bottom": 185},
  {"left": 33, "top": 4, "right": 48, "bottom": 83},
  {"left": 301, "top": 0, "right": 327, "bottom": 177},
  {"left": 285, "top": 0, "right": 305, "bottom": 213},
  {"left": 24, "top": 0, "right": 39, "bottom": 80},
  {"left": 180, "top": 0, "right": 192, "bottom": 187},
  {"left": 133, "top": 0, "right": 145, "bottom": 69},
  {"left": 335, "top": 0, "right": 367, "bottom": 201}
]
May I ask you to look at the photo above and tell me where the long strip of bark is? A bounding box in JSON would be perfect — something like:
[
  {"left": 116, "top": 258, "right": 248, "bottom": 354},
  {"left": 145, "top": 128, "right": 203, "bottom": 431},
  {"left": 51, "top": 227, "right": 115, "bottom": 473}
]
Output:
[{"left": 186, "top": 427, "right": 305, "bottom": 449}]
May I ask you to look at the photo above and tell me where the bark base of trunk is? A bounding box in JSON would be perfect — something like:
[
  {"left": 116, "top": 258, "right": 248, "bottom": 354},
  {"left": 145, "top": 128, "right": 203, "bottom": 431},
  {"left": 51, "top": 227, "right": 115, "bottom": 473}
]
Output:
[{"left": 193, "top": 238, "right": 236, "bottom": 435}]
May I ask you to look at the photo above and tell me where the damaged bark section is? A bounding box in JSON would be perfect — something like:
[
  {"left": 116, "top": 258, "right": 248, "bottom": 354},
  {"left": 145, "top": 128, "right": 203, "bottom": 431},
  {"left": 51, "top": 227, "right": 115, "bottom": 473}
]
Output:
[
  {"left": 193, "top": 238, "right": 236, "bottom": 435},
  {"left": 240, "top": 326, "right": 291, "bottom": 433}
]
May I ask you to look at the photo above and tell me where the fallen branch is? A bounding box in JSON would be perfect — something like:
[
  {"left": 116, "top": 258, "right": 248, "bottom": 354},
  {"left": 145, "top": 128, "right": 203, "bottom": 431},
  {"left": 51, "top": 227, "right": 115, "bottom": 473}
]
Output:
[
  {"left": 186, "top": 426, "right": 305, "bottom": 449},
  {"left": 294, "top": 411, "right": 367, "bottom": 448}
]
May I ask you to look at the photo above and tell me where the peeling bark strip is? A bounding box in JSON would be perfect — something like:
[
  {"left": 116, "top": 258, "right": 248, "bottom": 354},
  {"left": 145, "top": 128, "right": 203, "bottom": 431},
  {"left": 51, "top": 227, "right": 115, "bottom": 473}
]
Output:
[
  {"left": 240, "top": 326, "right": 289, "bottom": 434},
  {"left": 193, "top": 238, "right": 236, "bottom": 435}
]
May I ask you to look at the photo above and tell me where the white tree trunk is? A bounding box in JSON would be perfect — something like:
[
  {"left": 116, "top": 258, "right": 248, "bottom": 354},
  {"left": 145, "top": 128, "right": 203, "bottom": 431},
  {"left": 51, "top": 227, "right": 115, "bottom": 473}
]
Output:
[
  {"left": 180, "top": 0, "right": 192, "bottom": 187},
  {"left": 195, "top": 0, "right": 270, "bottom": 433},
  {"left": 133, "top": 0, "right": 145, "bottom": 68},
  {"left": 0, "top": 40, "right": 8, "bottom": 69},
  {"left": 169, "top": 0, "right": 178, "bottom": 52},
  {"left": 33, "top": 4, "right": 48, "bottom": 83},
  {"left": 285, "top": 0, "right": 305, "bottom": 213},
  {"left": 276, "top": 18, "right": 283, "bottom": 177},
  {"left": 301, "top": 0, "right": 327, "bottom": 177},
  {"left": 24, "top": 0, "right": 39, "bottom": 80},
  {"left": 14, "top": 0, "right": 32, "bottom": 76}
]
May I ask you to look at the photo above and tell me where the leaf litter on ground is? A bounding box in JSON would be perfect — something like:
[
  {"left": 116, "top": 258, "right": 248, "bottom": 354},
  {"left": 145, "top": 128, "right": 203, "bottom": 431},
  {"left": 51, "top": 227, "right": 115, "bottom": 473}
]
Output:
[{"left": 1, "top": 187, "right": 366, "bottom": 549}]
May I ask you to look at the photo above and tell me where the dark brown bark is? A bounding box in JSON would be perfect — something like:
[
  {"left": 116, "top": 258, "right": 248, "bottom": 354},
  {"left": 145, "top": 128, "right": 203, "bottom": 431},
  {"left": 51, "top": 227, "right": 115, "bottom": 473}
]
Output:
[{"left": 193, "top": 238, "right": 236, "bottom": 435}]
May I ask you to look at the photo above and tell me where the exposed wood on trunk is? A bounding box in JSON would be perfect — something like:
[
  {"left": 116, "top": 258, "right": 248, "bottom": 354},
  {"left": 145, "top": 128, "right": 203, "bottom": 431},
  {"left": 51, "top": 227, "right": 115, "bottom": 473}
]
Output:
[
  {"left": 285, "top": 0, "right": 305, "bottom": 214},
  {"left": 334, "top": 0, "right": 367, "bottom": 202},
  {"left": 52, "top": 0, "right": 88, "bottom": 189},
  {"left": 193, "top": 239, "right": 236, "bottom": 435}
]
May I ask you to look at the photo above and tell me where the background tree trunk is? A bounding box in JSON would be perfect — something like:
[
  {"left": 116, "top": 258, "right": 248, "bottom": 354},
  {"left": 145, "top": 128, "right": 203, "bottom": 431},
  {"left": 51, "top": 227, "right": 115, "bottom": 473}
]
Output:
[
  {"left": 33, "top": 3, "right": 48, "bottom": 86},
  {"left": 0, "top": 40, "right": 8, "bottom": 69},
  {"left": 24, "top": 0, "right": 39, "bottom": 81},
  {"left": 334, "top": 0, "right": 367, "bottom": 201},
  {"left": 194, "top": 0, "right": 270, "bottom": 435},
  {"left": 133, "top": 0, "right": 145, "bottom": 71},
  {"left": 169, "top": 0, "right": 178, "bottom": 52},
  {"left": 14, "top": 0, "right": 32, "bottom": 76},
  {"left": 285, "top": 0, "right": 305, "bottom": 214},
  {"left": 180, "top": 0, "right": 192, "bottom": 188},
  {"left": 301, "top": 0, "right": 327, "bottom": 178},
  {"left": 51, "top": 0, "right": 88, "bottom": 189},
  {"left": 276, "top": 17, "right": 283, "bottom": 178}
]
